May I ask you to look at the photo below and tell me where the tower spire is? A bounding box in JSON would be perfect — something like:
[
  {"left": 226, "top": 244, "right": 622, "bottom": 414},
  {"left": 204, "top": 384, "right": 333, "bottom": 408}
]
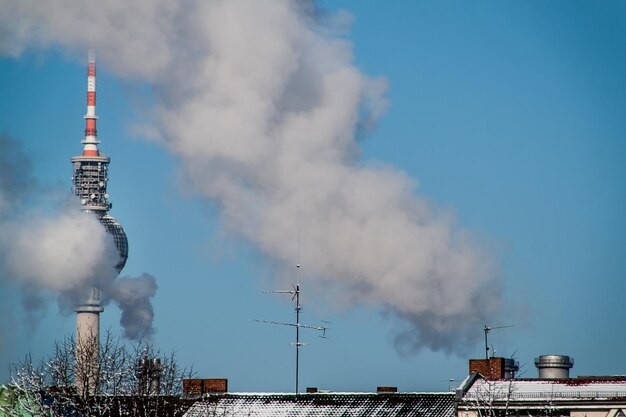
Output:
[{"left": 82, "top": 49, "right": 100, "bottom": 157}]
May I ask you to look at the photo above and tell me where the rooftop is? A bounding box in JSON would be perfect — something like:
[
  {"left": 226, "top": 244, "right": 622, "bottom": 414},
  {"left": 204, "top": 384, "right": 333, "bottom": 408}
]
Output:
[
  {"left": 461, "top": 377, "right": 626, "bottom": 402},
  {"left": 184, "top": 392, "right": 455, "bottom": 417}
]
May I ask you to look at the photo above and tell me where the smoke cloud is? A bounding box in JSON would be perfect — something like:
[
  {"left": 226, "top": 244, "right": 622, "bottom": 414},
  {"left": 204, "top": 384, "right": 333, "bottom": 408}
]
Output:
[
  {"left": 0, "top": 0, "right": 501, "bottom": 352},
  {"left": 103, "top": 274, "right": 158, "bottom": 340},
  {"left": 2, "top": 210, "right": 119, "bottom": 293},
  {"left": 0, "top": 135, "right": 156, "bottom": 340}
]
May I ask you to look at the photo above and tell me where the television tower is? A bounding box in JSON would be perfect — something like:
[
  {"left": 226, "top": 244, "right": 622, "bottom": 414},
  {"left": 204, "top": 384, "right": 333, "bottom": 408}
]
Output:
[{"left": 71, "top": 50, "right": 128, "bottom": 394}]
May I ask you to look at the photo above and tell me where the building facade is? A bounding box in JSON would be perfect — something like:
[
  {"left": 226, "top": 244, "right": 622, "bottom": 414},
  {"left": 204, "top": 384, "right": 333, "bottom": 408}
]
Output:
[{"left": 457, "top": 356, "right": 626, "bottom": 417}]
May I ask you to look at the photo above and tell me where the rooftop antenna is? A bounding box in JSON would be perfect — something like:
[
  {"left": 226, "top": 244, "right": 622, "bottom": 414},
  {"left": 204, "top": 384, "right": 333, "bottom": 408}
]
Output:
[
  {"left": 256, "top": 229, "right": 329, "bottom": 395},
  {"left": 483, "top": 324, "right": 513, "bottom": 359},
  {"left": 440, "top": 378, "right": 460, "bottom": 392}
]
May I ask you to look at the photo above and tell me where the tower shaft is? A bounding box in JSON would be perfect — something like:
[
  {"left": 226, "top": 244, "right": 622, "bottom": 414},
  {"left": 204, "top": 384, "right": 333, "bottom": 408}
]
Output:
[{"left": 75, "top": 288, "right": 103, "bottom": 395}]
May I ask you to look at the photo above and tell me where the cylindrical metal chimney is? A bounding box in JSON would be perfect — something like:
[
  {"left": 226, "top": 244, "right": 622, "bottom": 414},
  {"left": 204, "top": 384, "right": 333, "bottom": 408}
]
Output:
[
  {"left": 150, "top": 358, "right": 163, "bottom": 395},
  {"left": 503, "top": 358, "right": 519, "bottom": 379},
  {"left": 534, "top": 355, "right": 574, "bottom": 379}
]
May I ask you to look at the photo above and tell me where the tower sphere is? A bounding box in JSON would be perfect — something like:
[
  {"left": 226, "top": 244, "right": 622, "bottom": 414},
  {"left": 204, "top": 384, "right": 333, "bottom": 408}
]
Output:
[{"left": 98, "top": 214, "right": 128, "bottom": 272}]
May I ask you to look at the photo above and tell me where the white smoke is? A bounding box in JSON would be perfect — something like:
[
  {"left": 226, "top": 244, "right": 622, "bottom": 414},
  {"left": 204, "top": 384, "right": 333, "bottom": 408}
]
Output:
[
  {"left": 103, "top": 274, "right": 158, "bottom": 340},
  {"left": 1, "top": 210, "right": 118, "bottom": 293},
  {"left": 0, "top": 0, "right": 501, "bottom": 352},
  {"left": 0, "top": 135, "right": 157, "bottom": 341}
]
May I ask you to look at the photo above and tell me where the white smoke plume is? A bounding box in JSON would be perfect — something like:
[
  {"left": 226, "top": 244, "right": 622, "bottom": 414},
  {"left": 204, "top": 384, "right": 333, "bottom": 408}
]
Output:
[
  {"left": 0, "top": 135, "right": 157, "bottom": 341},
  {"left": 0, "top": 0, "right": 501, "bottom": 352},
  {"left": 103, "top": 274, "right": 158, "bottom": 340},
  {"left": 2, "top": 210, "right": 119, "bottom": 294}
]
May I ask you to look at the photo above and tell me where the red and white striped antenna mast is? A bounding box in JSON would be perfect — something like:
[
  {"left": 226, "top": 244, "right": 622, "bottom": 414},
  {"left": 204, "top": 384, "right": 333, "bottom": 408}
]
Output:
[{"left": 82, "top": 49, "right": 100, "bottom": 157}]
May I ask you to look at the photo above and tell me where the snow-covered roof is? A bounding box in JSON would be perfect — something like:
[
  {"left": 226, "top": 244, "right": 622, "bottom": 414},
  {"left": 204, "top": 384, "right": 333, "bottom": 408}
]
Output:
[
  {"left": 184, "top": 392, "right": 455, "bottom": 417},
  {"left": 461, "top": 378, "right": 626, "bottom": 402}
]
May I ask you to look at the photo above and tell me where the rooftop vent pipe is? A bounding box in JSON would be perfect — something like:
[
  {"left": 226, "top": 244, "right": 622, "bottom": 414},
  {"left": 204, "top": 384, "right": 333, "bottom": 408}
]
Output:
[
  {"left": 503, "top": 358, "right": 519, "bottom": 379},
  {"left": 534, "top": 355, "right": 574, "bottom": 379}
]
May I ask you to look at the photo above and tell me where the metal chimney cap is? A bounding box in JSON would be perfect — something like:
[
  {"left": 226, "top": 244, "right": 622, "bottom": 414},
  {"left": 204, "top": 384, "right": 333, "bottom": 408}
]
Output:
[{"left": 534, "top": 355, "right": 574, "bottom": 368}]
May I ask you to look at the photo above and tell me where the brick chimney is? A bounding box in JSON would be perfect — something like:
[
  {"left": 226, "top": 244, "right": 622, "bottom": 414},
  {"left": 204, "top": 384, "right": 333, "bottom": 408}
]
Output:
[
  {"left": 469, "top": 358, "right": 506, "bottom": 379},
  {"left": 183, "top": 378, "right": 228, "bottom": 395},
  {"left": 469, "top": 357, "right": 519, "bottom": 379}
]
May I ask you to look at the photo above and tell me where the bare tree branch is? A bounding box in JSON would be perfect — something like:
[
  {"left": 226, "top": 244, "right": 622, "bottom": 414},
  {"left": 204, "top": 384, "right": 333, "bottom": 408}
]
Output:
[{"left": 6, "top": 332, "right": 194, "bottom": 417}]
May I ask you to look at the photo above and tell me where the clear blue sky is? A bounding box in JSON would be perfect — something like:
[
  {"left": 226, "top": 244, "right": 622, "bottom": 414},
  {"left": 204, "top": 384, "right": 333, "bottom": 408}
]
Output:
[{"left": 0, "top": 1, "right": 625, "bottom": 392}]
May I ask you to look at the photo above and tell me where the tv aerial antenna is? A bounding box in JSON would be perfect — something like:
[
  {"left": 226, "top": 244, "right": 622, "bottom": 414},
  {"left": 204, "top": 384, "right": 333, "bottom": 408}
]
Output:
[
  {"left": 440, "top": 378, "right": 461, "bottom": 392},
  {"left": 255, "top": 231, "right": 329, "bottom": 395},
  {"left": 483, "top": 324, "right": 513, "bottom": 359}
]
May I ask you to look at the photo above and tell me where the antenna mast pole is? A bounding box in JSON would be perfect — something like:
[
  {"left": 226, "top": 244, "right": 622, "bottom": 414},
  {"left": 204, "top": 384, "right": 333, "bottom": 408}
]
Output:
[
  {"left": 484, "top": 325, "right": 489, "bottom": 359},
  {"left": 255, "top": 229, "right": 330, "bottom": 395},
  {"left": 295, "top": 229, "right": 301, "bottom": 394},
  {"left": 295, "top": 276, "right": 300, "bottom": 394},
  {"left": 483, "top": 324, "right": 513, "bottom": 359}
]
